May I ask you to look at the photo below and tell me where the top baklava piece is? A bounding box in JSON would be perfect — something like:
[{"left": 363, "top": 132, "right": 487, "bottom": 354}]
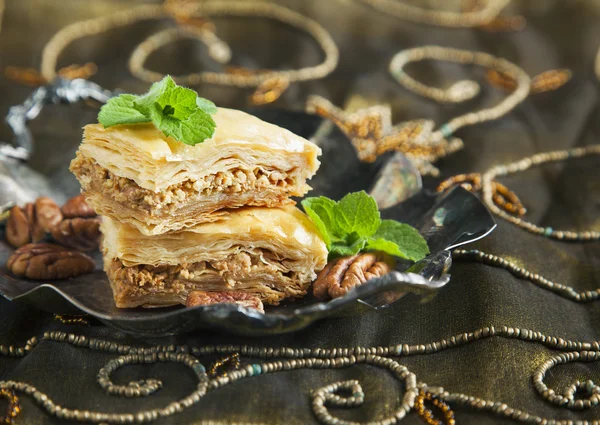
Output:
[{"left": 70, "top": 107, "right": 321, "bottom": 235}]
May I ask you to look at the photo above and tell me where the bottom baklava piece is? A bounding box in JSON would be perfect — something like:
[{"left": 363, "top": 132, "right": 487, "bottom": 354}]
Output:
[
  {"left": 100, "top": 206, "right": 328, "bottom": 309},
  {"left": 105, "top": 252, "right": 309, "bottom": 309}
]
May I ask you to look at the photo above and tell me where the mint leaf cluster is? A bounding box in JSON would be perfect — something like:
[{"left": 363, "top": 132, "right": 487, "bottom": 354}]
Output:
[
  {"left": 98, "top": 76, "right": 217, "bottom": 146},
  {"left": 301, "top": 191, "right": 429, "bottom": 261}
]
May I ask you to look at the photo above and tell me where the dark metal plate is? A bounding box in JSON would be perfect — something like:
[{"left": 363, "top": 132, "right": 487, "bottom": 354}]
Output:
[{"left": 0, "top": 106, "right": 496, "bottom": 336}]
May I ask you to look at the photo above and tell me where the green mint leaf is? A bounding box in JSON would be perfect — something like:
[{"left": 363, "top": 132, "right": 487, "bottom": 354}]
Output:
[
  {"left": 147, "top": 103, "right": 216, "bottom": 146},
  {"left": 335, "top": 191, "right": 381, "bottom": 237},
  {"left": 301, "top": 202, "right": 331, "bottom": 246},
  {"left": 301, "top": 191, "right": 429, "bottom": 262},
  {"left": 155, "top": 85, "right": 198, "bottom": 120},
  {"left": 146, "top": 102, "right": 178, "bottom": 137},
  {"left": 301, "top": 197, "right": 345, "bottom": 246},
  {"left": 179, "top": 110, "right": 217, "bottom": 146},
  {"left": 196, "top": 97, "right": 218, "bottom": 114},
  {"left": 99, "top": 76, "right": 217, "bottom": 145},
  {"left": 134, "top": 76, "right": 176, "bottom": 114},
  {"left": 329, "top": 237, "right": 367, "bottom": 259},
  {"left": 365, "top": 238, "right": 402, "bottom": 257},
  {"left": 373, "top": 220, "right": 429, "bottom": 261},
  {"left": 98, "top": 94, "right": 151, "bottom": 128}
]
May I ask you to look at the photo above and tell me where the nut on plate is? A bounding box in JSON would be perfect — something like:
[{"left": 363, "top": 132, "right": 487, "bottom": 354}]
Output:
[
  {"left": 186, "top": 291, "right": 265, "bottom": 313},
  {"left": 5, "top": 206, "right": 34, "bottom": 247},
  {"left": 7, "top": 243, "right": 95, "bottom": 280},
  {"left": 51, "top": 217, "right": 101, "bottom": 251},
  {"left": 5, "top": 198, "right": 62, "bottom": 248},
  {"left": 313, "top": 252, "right": 394, "bottom": 300},
  {"left": 61, "top": 194, "right": 97, "bottom": 218},
  {"left": 35, "top": 197, "right": 63, "bottom": 232}
]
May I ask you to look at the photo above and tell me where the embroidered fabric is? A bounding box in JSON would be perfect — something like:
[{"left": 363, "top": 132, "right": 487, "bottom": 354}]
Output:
[{"left": 1, "top": 1, "right": 599, "bottom": 424}]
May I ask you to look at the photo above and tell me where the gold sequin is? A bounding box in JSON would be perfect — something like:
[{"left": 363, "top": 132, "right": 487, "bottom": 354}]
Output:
[
  {"left": 415, "top": 389, "right": 456, "bottom": 425},
  {"left": 165, "top": 0, "right": 216, "bottom": 31},
  {"left": 437, "top": 173, "right": 526, "bottom": 216},
  {"left": 487, "top": 68, "right": 572, "bottom": 94},
  {"left": 478, "top": 15, "right": 527, "bottom": 32},
  {"left": 53, "top": 314, "right": 90, "bottom": 326},
  {"left": 0, "top": 389, "right": 21, "bottom": 425},
  {"left": 463, "top": 0, "right": 526, "bottom": 32},
  {"left": 5, "top": 63, "right": 97, "bottom": 87},
  {"left": 209, "top": 353, "right": 241, "bottom": 378},
  {"left": 250, "top": 76, "right": 291, "bottom": 106}
]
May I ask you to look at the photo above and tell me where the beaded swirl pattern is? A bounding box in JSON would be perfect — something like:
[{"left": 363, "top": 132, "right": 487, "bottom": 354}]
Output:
[{"left": 5, "top": 326, "right": 600, "bottom": 424}]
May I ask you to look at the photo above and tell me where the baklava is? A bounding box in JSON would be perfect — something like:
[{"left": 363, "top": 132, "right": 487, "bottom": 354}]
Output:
[
  {"left": 101, "top": 206, "right": 328, "bottom": 308},
  {"left": 71, "top": 108, "right": 321, "bottom": 235}
]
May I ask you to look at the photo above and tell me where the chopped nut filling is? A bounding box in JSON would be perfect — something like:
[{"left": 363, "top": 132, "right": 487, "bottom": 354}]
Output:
[
  {"left": 106, "top": 249, "right": 310, "bottom": 307},
  {"left": 71, "top": 153, "right": 298, "bottom": 212}
]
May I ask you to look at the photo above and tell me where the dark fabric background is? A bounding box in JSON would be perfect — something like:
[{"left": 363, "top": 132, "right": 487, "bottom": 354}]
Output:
[{"left": 1, "top": 0, "right": 600, "bottom": 423}]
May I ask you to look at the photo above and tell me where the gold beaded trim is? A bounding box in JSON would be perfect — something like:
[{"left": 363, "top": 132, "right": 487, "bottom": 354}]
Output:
[
  {"left": 0, "top": 389, "right": 20, "bottom": 425},
  {"left": 414, "top": 390, "right": 456, "bottom": 425}
]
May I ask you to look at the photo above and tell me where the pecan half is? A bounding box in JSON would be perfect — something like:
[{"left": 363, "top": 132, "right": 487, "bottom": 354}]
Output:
[
  {"left": 313, "top": 253, "right": 394, "bottom": 300},
  {"left": 5, "top": 206, "right": 31, "bottom": 248},
  {"left": 25, "top": 203, "right": 46, "bottom": 243},
  {"left": 186, "top": 291, "right": 264, "bottom": 313},
  {"left": 7, "top": 243, "right": 95, "bottom": 280},
  {"left": 35, "top": 197, "right": 63, "bottom": 232},
  {"left": 61, "top": 194, "right": 97, "bottom": 218},
  {"left": 50, "top": 217, "right": 101, "bottom": 251},
  {"left": 5, "top": 203, "right": 45, "bottom": 248}
]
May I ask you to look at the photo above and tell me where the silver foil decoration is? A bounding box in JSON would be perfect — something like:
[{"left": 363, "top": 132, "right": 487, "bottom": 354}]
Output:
[{"left": 0, "top": 78, "right": 115, "bottom": 206}]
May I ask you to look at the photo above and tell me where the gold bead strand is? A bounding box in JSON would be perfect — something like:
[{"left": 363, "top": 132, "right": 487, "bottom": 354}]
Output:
[
  {"left": 357, "top": 0, "right": 510, "bottom": 28},
  {"left": 40, "top": 4, "right": 166, "bottom": 82},
  {"left": 481, "top": 145, "right": 600, "bottom": 241},
  {"left": 453, "top": 249, "right": 600, "bottom": 302},
  {"left": 389, "top": 46, "right": 531, "bottom": 146},
  {"left": 128, "top": 1, "right": 339, "bottom": 92}
]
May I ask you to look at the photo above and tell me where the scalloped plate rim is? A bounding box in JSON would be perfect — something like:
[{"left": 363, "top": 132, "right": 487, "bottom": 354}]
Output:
[{"left": 6, "top": 269, "right": 451, "bottom": 323}]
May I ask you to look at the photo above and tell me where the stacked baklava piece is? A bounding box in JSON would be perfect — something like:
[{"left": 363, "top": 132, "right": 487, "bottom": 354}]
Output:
[{"left": 71, "top": 108, "right": 327, "bottom": 310}]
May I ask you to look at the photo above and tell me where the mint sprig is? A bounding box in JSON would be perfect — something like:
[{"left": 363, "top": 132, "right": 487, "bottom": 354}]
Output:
[
  {"left": 97, "top": 76, "right": 217, "bottom": 146},
  {"left": 301, "top": 191, "right": 429, "bottom": 261}
]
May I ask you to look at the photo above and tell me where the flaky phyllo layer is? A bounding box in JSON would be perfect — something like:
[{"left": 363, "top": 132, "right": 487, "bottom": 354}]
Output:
[
  {"left": 70, "top": 108, "right": 321, "bottom": 235},
  {"left": 101, "top": 207, "right": 328, "bottom": 308}
]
